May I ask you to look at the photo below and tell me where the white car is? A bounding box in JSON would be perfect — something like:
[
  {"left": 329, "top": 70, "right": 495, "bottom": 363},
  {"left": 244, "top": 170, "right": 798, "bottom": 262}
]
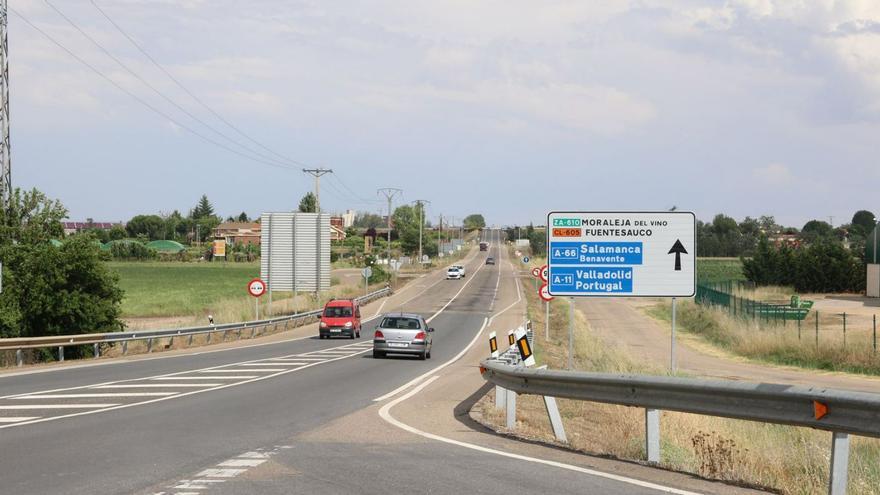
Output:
[
  {"left": 446, "top": 267, "right": 463, "bottom": 279},
  {"left": 452, "top": 265, "right": 466, "bottom": 278}
]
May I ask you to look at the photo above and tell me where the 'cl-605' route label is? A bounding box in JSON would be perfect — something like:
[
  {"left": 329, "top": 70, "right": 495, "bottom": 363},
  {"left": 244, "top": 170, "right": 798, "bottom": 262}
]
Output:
[{"left": 546, "top": 211, "right": 696, "bottom": 297}]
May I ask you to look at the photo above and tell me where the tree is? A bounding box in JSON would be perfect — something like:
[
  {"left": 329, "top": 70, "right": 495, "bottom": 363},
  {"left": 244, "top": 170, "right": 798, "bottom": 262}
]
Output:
[
  {"left": 801, "top": 220, "right": 834, "bottom": 241},
  {"left": 0, "top": 189, "right": 124, "bottom": 345},
  {"left": 126, "top": 214, "right": 165, "bottom": 240},
  {"left": 108, "top": 225, "right": 127, "bottom": 241},
  {"left": 191, "top": 194, "right": 215, "bottom": 220},
  {"left": 299, "top": 192, "right": 317, "bottom": 213},
  {"left": 851, "top": 210, "right": 876, "bottom": 237},
  {"left": 353, "top": 212, "right": 384, "bottom": 229},
  {"left": 237, "top": 212, "right": 250, "bottom": 222},
  {"left": 463, "top": 214, "right": 486, "bottom": 230},
  {"left": 392, "top": 204, "right": 423, "bottom": 255}
]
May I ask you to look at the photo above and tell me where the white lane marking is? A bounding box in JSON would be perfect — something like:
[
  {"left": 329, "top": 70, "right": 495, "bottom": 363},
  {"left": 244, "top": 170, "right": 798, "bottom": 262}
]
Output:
[
  {"left": 1, "top": 347, "right": 371, "bottom": 429},
  {"left": 238, "top": 451, "right": 270, "bottom": 459},
  {"left": 373, "top": 317, "right": 488, "bottom": 402},
  {"left": 93, "top": 384, "right": 223, "bottom": 388},
  {"left": 151, "top": 376, "right": 258, "bottom": 380},
  {"left": 217, "top": 458, "right": 267, "bottom": 468},
  {"left": 199, "top": 368, "right": 287, "bottom": 373},
  {"left": 195, "top": 468, "right": 246, "bottom": 478},
  {"left": 12, "top": 393, "right": 175, "bottom": 399},
  {"left": 0, "top": 417, "right": 39, "bottom": 422},
  {"left": 0, "top": 404, "right": 120, "bottom": 409},
  {"left": 378, "top": 377, "right": 702, "bottom": 495},
  {"left": 230, "top": 363, "right": 303, "bottom": 366}
]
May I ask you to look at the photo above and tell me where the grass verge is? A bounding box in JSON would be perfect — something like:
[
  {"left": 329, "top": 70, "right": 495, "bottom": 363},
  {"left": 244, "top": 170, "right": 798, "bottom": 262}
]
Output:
[
  {"left": 647, "top": 300, "right": 880, "bottom": 376},
  {"left": 472, "top": 252, "right": 880, "bottom": 494}
]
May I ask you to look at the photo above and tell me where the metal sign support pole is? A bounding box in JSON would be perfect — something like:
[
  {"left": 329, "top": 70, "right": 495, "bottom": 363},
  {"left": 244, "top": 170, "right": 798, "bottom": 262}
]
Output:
[
  {"left": 255, "top": 297, "right": 259, "bottom": 321},
  {"left": 545, "top": 300, "right": 550, "bottom": 341},
  {"left": 671, "top": 297, "right": 677, "bottom": 373},
  {"left": 568, "top": 297, "right": 574, "bottom": 370}
]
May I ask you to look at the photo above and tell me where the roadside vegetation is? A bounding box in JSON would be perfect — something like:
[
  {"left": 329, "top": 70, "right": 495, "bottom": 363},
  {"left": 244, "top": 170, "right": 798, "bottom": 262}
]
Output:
[
  {"left": 647, "top": 299, "right": 880, "bottom": 376},
  {"left": 697, "top": 258, "right": 745, "bottom": 283},
  {"left": 472, "top": 252, "right": 880, "bottom": 494}
]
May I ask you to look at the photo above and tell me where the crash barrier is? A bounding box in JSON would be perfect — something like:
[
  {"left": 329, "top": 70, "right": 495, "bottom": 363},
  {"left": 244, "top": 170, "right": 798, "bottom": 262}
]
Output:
[
  {"left": 0, "top": 287, "right": 392, "bottom": 367},
  {"left": 479, "top": 359, "right": 880, "bottom": 495}
]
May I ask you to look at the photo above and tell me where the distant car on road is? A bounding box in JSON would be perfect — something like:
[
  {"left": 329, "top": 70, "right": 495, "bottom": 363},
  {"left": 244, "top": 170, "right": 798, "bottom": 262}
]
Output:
[
  {"left": 319, "top": 299, "right": 361, "bottom": 339},
  {"left": 372, "top": 313, "right": 433, "bottom": 360},
  {"left": 485, "top": 257, "right": 495, "bottom": 265},
  {"left": 452, "top": 265, "right": 466, "bottom": 277},
  {"left": 479, "top": 241, "right": 489, "bottom": 251},
  {"left": 446, "top": 266, "right": 463, "bottom": 279}
]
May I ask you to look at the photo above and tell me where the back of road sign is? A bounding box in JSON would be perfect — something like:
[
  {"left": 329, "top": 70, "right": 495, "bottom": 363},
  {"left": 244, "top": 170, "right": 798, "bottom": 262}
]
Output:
[{"left": 547, "top": 211, "right": 695, "bottom": 297}]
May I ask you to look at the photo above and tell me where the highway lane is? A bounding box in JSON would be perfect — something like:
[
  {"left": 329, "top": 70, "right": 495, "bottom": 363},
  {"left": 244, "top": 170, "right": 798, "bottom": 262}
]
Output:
[{"left": 0, "top": 235, "right": 503, "bottom": 495}]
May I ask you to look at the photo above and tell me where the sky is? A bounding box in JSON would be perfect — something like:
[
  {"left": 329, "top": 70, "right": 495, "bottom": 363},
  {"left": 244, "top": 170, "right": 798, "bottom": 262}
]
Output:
[{"left": 8, "top": 0, "right": 880, "bottom": 229}]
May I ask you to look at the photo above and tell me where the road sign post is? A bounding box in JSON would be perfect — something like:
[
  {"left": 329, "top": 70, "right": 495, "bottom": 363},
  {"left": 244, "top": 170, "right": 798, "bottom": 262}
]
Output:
[
  {"left": 547, "top": 212, "right": 695, "bottom": 371},
  {"left": 362, "top": 266, "right": 373, "bottom": 296},
  {"left": 538, "top": 282, "right": 553, "bottom": 341}
]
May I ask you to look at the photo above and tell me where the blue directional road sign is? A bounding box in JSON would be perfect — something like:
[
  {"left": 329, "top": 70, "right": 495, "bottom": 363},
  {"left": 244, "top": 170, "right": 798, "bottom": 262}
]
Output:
[
  {"left": 547, "top": 211, "right": 695, "bottom": 297},
  {"left": 522, "top": 256, "right": 530, "bottom": 263}
]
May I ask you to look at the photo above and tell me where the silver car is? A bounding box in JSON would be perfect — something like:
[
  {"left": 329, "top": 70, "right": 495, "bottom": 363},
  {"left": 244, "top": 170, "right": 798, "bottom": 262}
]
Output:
[{"left": 372, "top": 313, "right": 434, "bottom": 360}]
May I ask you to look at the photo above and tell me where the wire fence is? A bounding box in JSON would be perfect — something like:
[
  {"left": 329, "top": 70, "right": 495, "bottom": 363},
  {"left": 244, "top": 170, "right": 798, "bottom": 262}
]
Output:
[{"left": 696, "top": 281, "right": 879, "bottom": 352}]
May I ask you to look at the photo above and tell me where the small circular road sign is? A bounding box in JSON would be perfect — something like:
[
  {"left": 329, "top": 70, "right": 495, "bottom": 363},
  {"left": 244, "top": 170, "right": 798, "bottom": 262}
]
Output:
[
  {"left": 362, "top": 267, "right": 373, "bottom": 279},
  {"left": 522, "top": 256, "right": 530, "bottom": 263},
  {"left": 531, "top": 267, "right": 541, "bottom": 278},
  {"left": 539, "top": 264, "right": 549, "bottom": 283},
  {"left": 247, "top": 278, "right": 267, "bottom": 298},
  {"left": 539, "top": 283, "right": 554, "bottom": 302}
]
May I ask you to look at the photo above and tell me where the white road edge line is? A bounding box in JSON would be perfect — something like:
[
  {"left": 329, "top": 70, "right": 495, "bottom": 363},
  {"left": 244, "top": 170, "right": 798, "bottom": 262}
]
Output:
[{"left": 378, "top": 377, "right": 703, "bottom": 495}]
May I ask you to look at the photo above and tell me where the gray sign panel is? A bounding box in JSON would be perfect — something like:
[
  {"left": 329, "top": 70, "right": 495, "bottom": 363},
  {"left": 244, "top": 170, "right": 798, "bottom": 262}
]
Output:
[{"left": 260, "top": 212, "right": 331, "bottom": 292}]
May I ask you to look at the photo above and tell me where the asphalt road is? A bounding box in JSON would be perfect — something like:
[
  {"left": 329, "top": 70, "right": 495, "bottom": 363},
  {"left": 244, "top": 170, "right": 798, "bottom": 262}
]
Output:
[{"left": 0, "top": 231, "right": 731, "bottom": 495}]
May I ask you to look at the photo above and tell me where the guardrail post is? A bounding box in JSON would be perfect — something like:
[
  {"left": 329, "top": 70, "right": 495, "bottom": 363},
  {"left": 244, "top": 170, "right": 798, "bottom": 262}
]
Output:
[
  {"left": 93, "top": 343, "right": 100, "bottom": 359},
  {"left": 645, "top": 408, "right": 660, "bottom": 464},
  {"left": 15, "top": 348, "right": 22, "bottom": 367},
  {"left": 251, "top": 327, "right": 256, "bottom": 339},
  {"left": 146, "top": 338, "right": 153, "bottom": 353},
  {"left": 188, "top": 334, "right": 194, "bottom": 346},
  {"left": 495, "top": 385, "right": 507, "bottom": 410},
  {"left": 58, "top": 346, "right": 64, "bottom": 362},
  {"left": 506, "top": 390, "right": 516, "bottom": 430},
  {"left": 543, "top": 395, "right": 567, "bottom": 443},
  {"left": 829, "top": 432, "right": 850, "bottom": 495},
  {"left": 206, "top": 331, "right": 212, "bottom": 344},
  {"left": 122, "top": 340, "right": 128, "bottom": 355}
]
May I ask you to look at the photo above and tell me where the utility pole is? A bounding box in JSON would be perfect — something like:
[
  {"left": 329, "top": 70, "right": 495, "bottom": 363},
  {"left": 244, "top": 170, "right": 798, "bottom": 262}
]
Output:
[
  {"left": 437, "top": 213, "right": 442, "bottom": 257},
  {"left": 412, "top": 200, "right": 430, "bottom": 265},
  {"left": 377, "top": 188, "right": 403, "bottom": 269},
  {"left": 302, "top": 168, "right": 332, "bottom": 213},
  {"left": 0, "top": 0, "right": 11, "bottom": 209}
]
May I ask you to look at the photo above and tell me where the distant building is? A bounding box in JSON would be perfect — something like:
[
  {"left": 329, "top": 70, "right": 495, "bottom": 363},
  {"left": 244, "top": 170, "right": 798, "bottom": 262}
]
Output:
[
  {"left": 62, "top": 221, "right": 122, "bottom": 236},
  {"left": 214, "top": 222, "right": 261, "bottom": 247},
  {"left": 769, "top": 234, "right": 801, "bottom": 249},
  {"left": 330, "top": 216, "right": 346, "bottom": 241}
]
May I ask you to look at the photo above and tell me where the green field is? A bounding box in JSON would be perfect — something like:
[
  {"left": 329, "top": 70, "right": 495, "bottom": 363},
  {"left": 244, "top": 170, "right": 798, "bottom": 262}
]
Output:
[
  {"left": 108, "top": 262, "right": 260, "bottom": 317},
  {"left": 697, "top": 258, "right": 745, "bottom": 283}
]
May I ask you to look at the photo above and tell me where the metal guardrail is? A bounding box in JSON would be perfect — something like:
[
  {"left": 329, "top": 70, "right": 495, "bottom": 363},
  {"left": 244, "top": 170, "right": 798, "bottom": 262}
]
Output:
[
  {"left": 1, "top": 287, "right": 392, "bottom": 366},
  {"left": 479, "top": 360, "right": 880, "bottom": 494}
]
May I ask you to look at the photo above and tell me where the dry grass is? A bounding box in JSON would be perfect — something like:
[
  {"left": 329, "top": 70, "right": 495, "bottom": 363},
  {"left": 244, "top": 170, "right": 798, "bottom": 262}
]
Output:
[
  {"left": 472, "top": 252, "right": 880, "bottom": 494},
  {"left": 649, "top": 300, "right": 880, "bottom": 376}
]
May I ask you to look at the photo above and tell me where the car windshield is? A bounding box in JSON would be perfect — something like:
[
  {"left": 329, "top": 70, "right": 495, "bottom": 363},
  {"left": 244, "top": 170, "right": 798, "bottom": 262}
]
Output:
[
  {"left": 380, "top": 317, "right": 422, "bottom": 329},
  {"left": 448, "top": 268, "right": 458, "bottom": 271},
  {"left": 324, "top": 306, "right": 353, "bottom": 317}
]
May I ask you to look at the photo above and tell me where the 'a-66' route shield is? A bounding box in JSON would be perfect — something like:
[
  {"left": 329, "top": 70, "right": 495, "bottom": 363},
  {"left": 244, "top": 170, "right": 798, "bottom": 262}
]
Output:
[{"left": 547, "top": 211, "right": 696, "bottom": 297}]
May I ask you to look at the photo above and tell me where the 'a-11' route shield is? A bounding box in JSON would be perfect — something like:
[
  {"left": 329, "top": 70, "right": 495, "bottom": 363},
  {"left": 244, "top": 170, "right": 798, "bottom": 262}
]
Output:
[{"left": 547, "top": 211, "right": 696, "bottom": 297}]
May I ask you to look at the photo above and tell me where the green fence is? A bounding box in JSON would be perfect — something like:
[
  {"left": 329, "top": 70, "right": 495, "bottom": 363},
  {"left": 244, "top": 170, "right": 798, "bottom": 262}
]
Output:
[{"left": 696, "top": 282, "right": 811, "bottom": 322}]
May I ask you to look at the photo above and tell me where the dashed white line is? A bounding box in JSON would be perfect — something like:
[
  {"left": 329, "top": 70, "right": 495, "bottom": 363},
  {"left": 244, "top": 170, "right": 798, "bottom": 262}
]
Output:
[
  {"left": 151, "top": 376, "right": 258, "bottom": 380},
  {"left": 0, "top": 416, "right": 39, "bottom": 422},
  {"left": 12, "top": 393, "right": 175, "bottom": 399},
  {"left": 199, "top": 368, "right": 287, "bottom": 373},
  {"left": 0, "top": 404, "right": 120, "bottom": 409},
  {"left": 93, "top": 384, "right": 222, "bottom": 388}
]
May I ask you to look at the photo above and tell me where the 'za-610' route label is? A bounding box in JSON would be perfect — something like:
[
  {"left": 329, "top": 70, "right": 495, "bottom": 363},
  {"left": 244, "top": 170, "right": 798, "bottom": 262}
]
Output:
[{"left": 546, "top": 212, "right": 696, "bottom": 297}]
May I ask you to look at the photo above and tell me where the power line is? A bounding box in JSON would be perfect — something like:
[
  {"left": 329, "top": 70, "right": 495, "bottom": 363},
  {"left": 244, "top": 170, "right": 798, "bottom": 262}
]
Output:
[
  {"left": 328, "top": 173, "right": 382, "bottom": 205},
  {"left": 88, "top": 0, "right": 307, "bottom": 169},
  {"left": 10, "top": 6, "right": 297, "bottom": 171},
  {"left": 42, "top": 0, "right": 297, "bottom": 170}
]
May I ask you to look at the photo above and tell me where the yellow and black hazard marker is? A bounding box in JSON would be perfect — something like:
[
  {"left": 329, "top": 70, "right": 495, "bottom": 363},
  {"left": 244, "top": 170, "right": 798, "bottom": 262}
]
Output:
[
  {"left": 489, "top": 331, "right": 499, "bottom": 358},
  {"left": 515, "top": 329, "right": 536, "bottom": 366},
  {"left": 508, "top": 331, "right": 516, "bottom": 346}
]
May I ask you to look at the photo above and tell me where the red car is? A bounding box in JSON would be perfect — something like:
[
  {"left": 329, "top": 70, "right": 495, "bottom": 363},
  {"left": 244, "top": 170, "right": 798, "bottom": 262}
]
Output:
[{"left": 319, "top": 299, "right": 362, "bottom": 339}]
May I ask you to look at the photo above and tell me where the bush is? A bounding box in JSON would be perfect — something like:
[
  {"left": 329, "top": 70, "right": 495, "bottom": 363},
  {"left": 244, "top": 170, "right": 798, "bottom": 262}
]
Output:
[
  {"left": 110, "top": 241, "right": 157, "bottom": 261},
  {"left": 743, "top": 238, "right": 864, "bottom": 293}
]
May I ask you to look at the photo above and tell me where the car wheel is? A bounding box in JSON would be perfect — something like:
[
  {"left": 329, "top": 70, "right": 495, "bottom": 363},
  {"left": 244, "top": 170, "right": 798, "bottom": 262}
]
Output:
[
  {"left": 426, "top": 350, "right": 432, "bottom": 359},
  {"left": 350, "top": 331, "right": 355, "bottom": 339},
  {"left": 373, "top": 351, "right": 385, "bottom": 359},
  {"left": 419, "top": 351, "right": 427, "bottom": 361}
]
